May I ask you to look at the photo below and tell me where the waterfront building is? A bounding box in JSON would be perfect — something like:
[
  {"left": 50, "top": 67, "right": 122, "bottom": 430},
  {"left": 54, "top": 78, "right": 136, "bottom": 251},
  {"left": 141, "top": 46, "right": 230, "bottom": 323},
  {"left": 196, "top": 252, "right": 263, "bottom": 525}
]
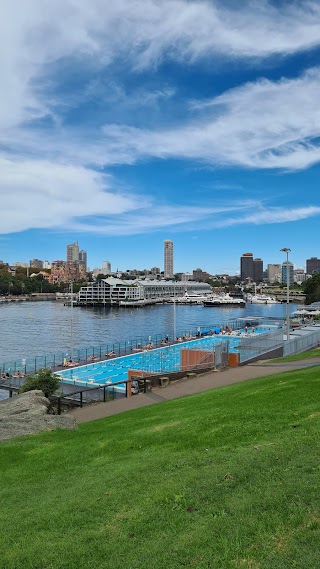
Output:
[
  {"left": 164, "top": 240, "right": 174, "bottom": 279},
  {"left": 306, "top": 257, "right": 320, "bottom": 275},
  {"left": 281, "top": 261, "right": 294, "bottom": 286},
  {"left": 78, "top": 278, "right": 211, "bottom": 305},
  {"left": 267, "top": 264, "right": 281, "bottom": 283},
  {"left": 240, "top": 253, "right": 254, "bottom": 282},
  {"left": 66, "top": 241, "right": 79, "bottom": 262}
]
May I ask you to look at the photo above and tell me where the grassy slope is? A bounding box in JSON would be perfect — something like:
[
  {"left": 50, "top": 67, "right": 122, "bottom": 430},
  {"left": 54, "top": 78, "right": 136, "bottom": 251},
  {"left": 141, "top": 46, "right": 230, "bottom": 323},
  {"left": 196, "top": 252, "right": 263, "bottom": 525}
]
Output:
[
  {"left": 269, "top": 349, "right": 320, "bottom": 363},
  {"left": 0, "top": 367, "right": 320, "bottom": 569}
]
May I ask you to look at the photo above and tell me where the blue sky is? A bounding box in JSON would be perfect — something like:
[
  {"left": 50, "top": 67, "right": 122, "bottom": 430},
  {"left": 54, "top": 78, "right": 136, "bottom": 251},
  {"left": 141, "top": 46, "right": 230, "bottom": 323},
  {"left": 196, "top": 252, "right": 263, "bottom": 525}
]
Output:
[{"left": 1, "top": 0, "right": 320, "bottom": 274}]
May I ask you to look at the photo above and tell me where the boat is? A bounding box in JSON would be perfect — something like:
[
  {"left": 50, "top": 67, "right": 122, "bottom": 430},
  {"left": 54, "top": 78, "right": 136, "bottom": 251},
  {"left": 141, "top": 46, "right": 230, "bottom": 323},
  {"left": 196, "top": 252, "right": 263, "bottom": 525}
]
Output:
[
  {"left": 246, "top": 294, "right": 278, "bottom": 305},
  {"left": 203, "top": 293, "right": 246, "bottom": 307},
  {"left": 166, "top": 292, "right": 212, "bottom": 304}
]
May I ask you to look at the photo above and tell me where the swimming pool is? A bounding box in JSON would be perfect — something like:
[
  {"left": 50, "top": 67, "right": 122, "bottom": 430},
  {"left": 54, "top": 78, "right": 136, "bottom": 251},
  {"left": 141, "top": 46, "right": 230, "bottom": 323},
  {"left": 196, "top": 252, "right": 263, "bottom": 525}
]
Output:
[{"left": 57, "top": 326, "right": 274, "bottom": 390}]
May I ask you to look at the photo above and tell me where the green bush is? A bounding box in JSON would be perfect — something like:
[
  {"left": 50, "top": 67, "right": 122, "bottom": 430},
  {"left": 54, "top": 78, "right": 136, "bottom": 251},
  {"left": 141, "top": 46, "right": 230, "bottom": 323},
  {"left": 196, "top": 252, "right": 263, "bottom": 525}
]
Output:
[{"left": 19, "top": 368, "right": 60, "bottom": 397}]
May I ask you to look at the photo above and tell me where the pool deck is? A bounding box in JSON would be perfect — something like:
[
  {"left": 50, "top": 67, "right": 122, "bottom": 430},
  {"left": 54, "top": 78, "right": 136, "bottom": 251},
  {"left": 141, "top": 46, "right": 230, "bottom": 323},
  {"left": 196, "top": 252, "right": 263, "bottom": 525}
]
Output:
[{"left": 68, "top": 355, "right": 320, "bottom": 423}]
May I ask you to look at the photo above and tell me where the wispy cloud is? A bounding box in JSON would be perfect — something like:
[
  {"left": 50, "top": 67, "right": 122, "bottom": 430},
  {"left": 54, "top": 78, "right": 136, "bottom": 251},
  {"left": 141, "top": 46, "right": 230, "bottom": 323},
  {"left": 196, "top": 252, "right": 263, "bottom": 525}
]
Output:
[
  {"left": 102, "top": 67, "right": 320, "bottom": 171},
  {"left": 215, "top": 206, "right": 320, "bottom": 228},
  {"left": 0, "top": 157, "right": 139, "bottom": 234},
  {"left": 2, "top": 1, "right": 320, "bottom": 130}
]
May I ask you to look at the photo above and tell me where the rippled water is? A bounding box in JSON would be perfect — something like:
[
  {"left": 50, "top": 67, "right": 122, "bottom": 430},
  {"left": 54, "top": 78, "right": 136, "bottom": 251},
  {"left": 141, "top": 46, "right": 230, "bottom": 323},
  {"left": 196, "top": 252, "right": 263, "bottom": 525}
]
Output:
[{"left": 0, "top": 300, "right": 299, "bottom": 364}]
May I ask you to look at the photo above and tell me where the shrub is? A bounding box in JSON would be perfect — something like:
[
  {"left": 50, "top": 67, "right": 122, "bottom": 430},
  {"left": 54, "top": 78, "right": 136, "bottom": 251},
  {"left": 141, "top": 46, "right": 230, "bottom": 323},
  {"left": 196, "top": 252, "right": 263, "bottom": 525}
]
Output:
[{"left": 19, "top": 368, "right": 60, "bottom": 398}]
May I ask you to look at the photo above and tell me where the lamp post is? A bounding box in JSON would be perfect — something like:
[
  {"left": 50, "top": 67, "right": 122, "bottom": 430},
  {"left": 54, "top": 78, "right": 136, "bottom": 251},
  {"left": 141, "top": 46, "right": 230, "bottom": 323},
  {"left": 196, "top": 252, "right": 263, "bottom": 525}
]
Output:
[
  {"left": 173, "top": 280, "right": 177, "bottom": 341},
  {"left": 280, "top": 248, "right": 291, "bottom": 341},
  {"left": 70, "top": 280, "right": 74, "bottom": 361}
]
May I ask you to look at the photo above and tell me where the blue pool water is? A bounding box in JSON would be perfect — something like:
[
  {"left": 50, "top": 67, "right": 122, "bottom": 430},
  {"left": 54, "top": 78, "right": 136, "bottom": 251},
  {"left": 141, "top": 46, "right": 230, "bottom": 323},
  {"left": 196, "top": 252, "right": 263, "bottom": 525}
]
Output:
[{"left": 57, "top": 325, "right": 274, "bottom": 390}]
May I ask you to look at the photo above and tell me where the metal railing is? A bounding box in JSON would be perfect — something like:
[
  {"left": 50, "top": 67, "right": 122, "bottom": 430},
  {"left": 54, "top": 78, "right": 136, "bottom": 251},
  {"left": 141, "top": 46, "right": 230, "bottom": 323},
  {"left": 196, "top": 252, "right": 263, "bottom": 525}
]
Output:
[{"left": 283, "top": 325, "right": 320, "bottom": 356}]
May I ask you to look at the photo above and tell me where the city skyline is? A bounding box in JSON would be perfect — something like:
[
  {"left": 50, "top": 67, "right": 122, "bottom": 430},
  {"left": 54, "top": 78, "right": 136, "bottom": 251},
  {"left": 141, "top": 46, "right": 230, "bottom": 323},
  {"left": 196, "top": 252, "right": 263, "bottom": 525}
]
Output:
[
  {"left": 2, "top": 241, "right": 319, "bottom": 277},
  {"left": 1, "top": 2, "right": 320, "bottom": 272}
]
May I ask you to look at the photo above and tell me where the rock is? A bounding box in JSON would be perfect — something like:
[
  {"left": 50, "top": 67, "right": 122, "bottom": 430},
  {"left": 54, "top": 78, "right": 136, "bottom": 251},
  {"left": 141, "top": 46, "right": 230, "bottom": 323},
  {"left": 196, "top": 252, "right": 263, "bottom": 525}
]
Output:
[{"left": 0, "top": 390, "right": 77, "bottom": 442}]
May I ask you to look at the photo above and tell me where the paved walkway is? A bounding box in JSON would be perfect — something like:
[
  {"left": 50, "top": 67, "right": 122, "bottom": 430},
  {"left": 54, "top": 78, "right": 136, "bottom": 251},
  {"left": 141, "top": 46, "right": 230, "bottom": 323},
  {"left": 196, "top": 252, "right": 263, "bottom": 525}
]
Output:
[{"left": 68, "top": 357, "right": 320, "bottom": 424}]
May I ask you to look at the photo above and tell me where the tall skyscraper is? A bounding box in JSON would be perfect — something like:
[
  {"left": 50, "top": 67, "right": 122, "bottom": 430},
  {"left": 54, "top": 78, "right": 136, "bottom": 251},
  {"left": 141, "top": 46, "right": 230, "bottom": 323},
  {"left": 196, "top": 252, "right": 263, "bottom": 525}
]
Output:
[
  {"left": 79, "top": 249, "right": 87, "bottom": 270},
  {"left": 67, "top": 241, "right": 79, "bottom": 262},
  {"left": 164, "top": 240, "right": 174, "bottom": 279},
  {"left": 306, "top": 257, "right": 320, "bottom": 275},
  {"left": 253, "top": 258, "right": 263, "bottom": 283},
  {"left": 240, "top": 253, "right": 253, "bottom": 282}
]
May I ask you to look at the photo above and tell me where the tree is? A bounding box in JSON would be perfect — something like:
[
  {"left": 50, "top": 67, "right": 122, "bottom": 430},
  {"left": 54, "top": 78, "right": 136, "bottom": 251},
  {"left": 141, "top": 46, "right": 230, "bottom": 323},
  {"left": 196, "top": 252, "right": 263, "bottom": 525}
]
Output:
[
  {"left": 19, "top": 368, "right": 60, "bottom": 398},
  {"left": 303, "top": 272, "right": 320, "bottom": 305}
]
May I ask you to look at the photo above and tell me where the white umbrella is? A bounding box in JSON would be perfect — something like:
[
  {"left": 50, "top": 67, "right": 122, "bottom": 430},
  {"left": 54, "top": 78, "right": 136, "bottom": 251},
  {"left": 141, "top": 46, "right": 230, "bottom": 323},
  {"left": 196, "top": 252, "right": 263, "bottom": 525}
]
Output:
[{"left": 291, "top": 309, "right": 309, "bottom": 315}]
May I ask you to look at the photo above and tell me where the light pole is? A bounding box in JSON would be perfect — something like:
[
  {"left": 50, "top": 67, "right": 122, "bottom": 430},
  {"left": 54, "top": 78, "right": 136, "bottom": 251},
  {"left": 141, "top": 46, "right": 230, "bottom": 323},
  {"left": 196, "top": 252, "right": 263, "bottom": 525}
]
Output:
[
  {"left": 173, "top": 280, "right": 177, "bottom": 341},
  {"left": 280, "top": 248, "right": 291, "bottom": 341},
  {"left": 70, "top": 280, "right": 74, "bottom": 361}
]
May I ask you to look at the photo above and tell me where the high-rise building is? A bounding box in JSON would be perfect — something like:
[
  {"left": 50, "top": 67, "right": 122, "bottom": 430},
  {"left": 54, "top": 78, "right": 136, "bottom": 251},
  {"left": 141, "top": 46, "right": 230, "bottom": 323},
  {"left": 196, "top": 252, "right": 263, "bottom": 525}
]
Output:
[
  {"left": 240, "top": 253, "right": 253, "bottom": 282},
  {"left": 253, "top": 258, "right": 263, "bottom": 283},
  {"left": 267, "top": 264, "right": 281, "bottom": 283},
  {"left": 306, "top": 257, "right": 320, "bottom": 275},
  {"left": 282, "top": 261, "right": 294, "bottom": 286},
  {"left": 164, "top": 240, "right": 174, "bottom": 279},
  {"left": 79, "top": 250, "right": 87, "bottom": 270},
  {"left": 67, "top": 241, "right": 79, "bottom": 262}
]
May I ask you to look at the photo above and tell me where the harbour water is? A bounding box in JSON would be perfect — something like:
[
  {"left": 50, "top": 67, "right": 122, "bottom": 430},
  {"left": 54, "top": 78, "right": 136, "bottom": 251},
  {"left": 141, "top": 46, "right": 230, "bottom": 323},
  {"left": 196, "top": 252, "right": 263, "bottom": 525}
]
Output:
[{"left": 0, "top": 300, "right": 300, "bottom": 364}]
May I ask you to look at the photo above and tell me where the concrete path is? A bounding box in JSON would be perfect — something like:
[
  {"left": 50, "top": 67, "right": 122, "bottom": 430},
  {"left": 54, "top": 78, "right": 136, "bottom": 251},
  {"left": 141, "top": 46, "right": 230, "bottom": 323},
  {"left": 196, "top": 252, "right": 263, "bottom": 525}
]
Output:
[{"left": 69, "top": 357, "right": 320, "bottom": 424}]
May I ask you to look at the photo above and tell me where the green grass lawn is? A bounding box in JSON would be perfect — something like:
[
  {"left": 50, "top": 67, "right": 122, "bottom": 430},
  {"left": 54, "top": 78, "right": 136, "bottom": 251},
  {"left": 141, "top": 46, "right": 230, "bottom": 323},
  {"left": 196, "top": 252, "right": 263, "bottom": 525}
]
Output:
[
  {"left": 269, "top": 348, "right": 320, "bottom": 363},
  {"left": 1, "top": 366, "right": 320, "bottom": 569}
]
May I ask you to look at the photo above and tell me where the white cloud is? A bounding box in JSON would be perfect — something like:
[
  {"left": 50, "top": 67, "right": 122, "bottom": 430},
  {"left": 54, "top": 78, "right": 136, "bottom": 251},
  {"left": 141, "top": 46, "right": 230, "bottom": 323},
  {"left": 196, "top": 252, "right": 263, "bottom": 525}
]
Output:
[
  {"left": 101, "top": 67, "right": 320, "bottom": 170},
  {"left": 215, "top": 206, "right": 320, "bottom": 228},
  {"left": 1, "top": 0, "right": 320, "bottom": 130},
  {"left": 0, "top": 157, "right": 139, "bottom": 234}
]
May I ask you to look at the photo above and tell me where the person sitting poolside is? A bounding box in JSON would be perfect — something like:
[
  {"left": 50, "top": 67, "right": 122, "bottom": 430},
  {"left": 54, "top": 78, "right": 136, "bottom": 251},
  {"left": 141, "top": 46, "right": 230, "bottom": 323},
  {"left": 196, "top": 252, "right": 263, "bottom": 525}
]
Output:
[{"left": 106, "top": 351, "right": 116, "bottom": 357}]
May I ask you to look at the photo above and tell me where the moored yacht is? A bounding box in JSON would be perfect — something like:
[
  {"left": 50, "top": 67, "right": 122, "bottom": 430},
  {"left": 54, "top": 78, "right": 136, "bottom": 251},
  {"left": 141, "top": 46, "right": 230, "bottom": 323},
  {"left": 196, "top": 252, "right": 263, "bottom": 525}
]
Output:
[
  {"left": 247, "top": 293, "right": 278, "bottom": 304},
  {"left": 203, "top": 293, "right": 246, "bottom": 307}
]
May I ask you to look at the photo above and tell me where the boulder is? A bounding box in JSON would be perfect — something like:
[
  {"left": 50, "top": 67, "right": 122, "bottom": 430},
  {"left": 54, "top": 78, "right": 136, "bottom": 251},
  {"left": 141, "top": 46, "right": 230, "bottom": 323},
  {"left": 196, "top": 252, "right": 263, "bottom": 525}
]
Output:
[{"left": 0, "top": 390, "right": 77, "bottom": 442}]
